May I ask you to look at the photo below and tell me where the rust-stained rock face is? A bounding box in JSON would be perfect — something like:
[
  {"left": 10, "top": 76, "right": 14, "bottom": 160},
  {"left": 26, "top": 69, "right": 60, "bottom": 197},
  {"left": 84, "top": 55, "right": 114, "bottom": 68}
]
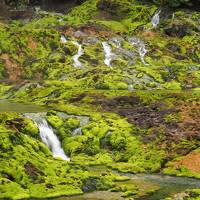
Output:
[
  {"left": 174, "top": 152, "right": 200, "bottom": 174},
  {"left": 0, "top": 54, "right": 22, "bottom": 82}
]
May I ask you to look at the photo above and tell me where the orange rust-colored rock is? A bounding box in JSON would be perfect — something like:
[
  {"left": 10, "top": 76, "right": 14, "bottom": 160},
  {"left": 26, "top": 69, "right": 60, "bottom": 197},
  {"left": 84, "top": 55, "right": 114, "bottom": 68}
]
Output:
[
  {"left": 174, "top": 151, "right": 200, "bottom": 173},
  {"left": 0, "top": 54, "right": 22, "bottom": 82},
  {"left": 141, "top": 31, "right": 158, "bottom": 40},
  {"left": 27, "top": 36, "right": 37, "bottom": 50}
]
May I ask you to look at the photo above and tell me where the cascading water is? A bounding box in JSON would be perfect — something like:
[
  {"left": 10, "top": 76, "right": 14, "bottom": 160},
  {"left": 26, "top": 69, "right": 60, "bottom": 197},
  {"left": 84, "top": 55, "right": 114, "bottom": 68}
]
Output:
[
  {"left": 60, "top": 35, "right": 67, "bottom": 44},
  {"left": 24, "top": 113, "right": 70, "bottom": 161},
  {"left": 38, "top": 120, "right": 69, "bottom": 161},
  {"left": 151, "top": 10, "right": 161, "bottom": 29},
  {"left": 139, "top": 44, "right": 148, "bottom": 65},
  {"left": 71, "top": 116, "right": 90, "bottom": 136},
  {"left": 102, "top": 41, "right": 115, "bottom": 67},
  {"left": 128, "top": 37, "right": 148, "bottom": 65},
  {"left": 72, "top": 127, "right": 82, "bottom": 136},
  {"left": 72, "top": 41, "right": 84, "bottom": 67}
]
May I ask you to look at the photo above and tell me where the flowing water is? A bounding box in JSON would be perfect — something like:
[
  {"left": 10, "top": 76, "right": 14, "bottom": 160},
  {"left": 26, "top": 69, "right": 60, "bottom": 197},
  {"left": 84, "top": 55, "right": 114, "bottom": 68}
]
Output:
[
  {"left": 37, "top": 119, "right": 69, "bottom": 161},
  {"left": 57, "top": 173, "right": 200, "bottom": 200},
  {"left": 127, "top": 173, "right": 200, "bottom": 200},
  {"left": 102, "top": 42, "right": 115, "bottom": 67},
  {"left": 24, "top": 113, "right": 70, "bottom": 161},
  {"left": 128, "top": 37, "right": 148, "bottom": 65},
  {"left": 72, "top": 127, "right": 82, "bottom": 136},
  {"left": 0, "top": 100, "right": 69, "bottom": 161},
  {"left": 60, "top": 35, "right": 67, "bottom": 44},
  {"left": 72, "top": 41, "right": 84, "bottom": 68},
  {"left": 151, "top": 10, "right": 161, "bottom": 28}
]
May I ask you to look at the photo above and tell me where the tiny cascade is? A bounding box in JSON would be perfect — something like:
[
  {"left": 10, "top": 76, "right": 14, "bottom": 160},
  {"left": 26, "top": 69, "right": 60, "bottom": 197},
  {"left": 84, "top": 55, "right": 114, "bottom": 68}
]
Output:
[
  {"left": 129, "top": 37, "right": 148, "bottom": 65},
  {"left": 72, "top": 41, "right": 84, "bottom": 67},
  {"left": 60, "top": 35, "right": 67, "bottom": 44},
  {"left": 38, "top": 120, "right": 69, "bottom": 161},
  {"left": 25, "top": 114, "right": 70, "bottom": 161},
  {"left": 72, "top": 127, "right": 82, "bottom": 136},
  {"left": 102, "top": 41, "right": 115, "bottom": 67},
  {"left": 151, "top": 10, "right": 161, "bottom": 29},
  {"left": 139, "top": 44, "right": 148, "bottom": 65},
  {"left": 110, "top": 37, "right": 123, "bottom": 48},
  {"left": 71, "top": 116, "right": 89, "bottom": 136}
]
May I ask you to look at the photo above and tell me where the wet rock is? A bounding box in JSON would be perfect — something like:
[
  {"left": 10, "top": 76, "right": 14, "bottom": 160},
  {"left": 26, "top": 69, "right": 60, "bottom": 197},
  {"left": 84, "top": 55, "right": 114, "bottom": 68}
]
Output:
[
  {"left": 82, "top": 178, "right": 97, "bottom": 192},
  {"left": 166, "top": 43, "right": 181, "bottom": 53},
  {"left": 6, "top": 118, "right": 24, "bottom": 132},
  {"left": 164, "top": 23, "right": 192, "bottom": 38},
  {"left": 97, "top": 0, "right": 131, "bottom": 16},
  {"left": 175, "top": 54, "right": 187, "bottom": 60},
  {"left": 24, "top": 162, "right": 44, "bottom": 180},
  {"left": 48, "top": 52, "right": 66, "bottom": 63},
  {"left": 74, "top": 30, "right": 88, "bottom": 38},
  {"left": 82, "top": 37, "right": 99, "bottom": 45},
  {"left": 62, "top": 46, "right": 71, "bottom": 55}
]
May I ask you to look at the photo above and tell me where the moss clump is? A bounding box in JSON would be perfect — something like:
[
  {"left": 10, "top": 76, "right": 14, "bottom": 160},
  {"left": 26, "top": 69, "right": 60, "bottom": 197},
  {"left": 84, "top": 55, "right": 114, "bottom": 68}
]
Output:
[{"left": 22, "top": 118, "right": 39, "bottom": 138}]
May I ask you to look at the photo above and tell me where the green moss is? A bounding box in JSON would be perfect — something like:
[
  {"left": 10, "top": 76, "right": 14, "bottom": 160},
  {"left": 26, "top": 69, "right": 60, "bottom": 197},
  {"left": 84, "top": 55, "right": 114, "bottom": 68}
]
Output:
[
  {"left": 0, "top": 178, "right": 30, "bottom": 200},
  {"left": 163, "top": 81, "right": 182, "bottom": 90},
  {"left": 47, "top": 115, "right": 64, "bottom": 129},
  {"left": 67, "top": 118, "right": 80, "bottom": 129},
  {"left": 22, "top": 118, "right": 39, "bottom": 138}
]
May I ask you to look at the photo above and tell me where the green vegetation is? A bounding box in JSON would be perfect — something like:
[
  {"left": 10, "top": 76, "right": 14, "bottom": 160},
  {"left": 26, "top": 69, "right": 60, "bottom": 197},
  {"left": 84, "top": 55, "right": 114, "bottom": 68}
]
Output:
[{"left": 0, "top": 0, "right": 200, "bottom": 199}]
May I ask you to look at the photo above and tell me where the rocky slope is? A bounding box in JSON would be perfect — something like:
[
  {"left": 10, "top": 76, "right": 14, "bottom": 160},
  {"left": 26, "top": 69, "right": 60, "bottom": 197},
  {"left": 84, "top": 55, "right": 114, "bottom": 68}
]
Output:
[{"left": 0, "top": 0, "right": 200, "bottom": 199}]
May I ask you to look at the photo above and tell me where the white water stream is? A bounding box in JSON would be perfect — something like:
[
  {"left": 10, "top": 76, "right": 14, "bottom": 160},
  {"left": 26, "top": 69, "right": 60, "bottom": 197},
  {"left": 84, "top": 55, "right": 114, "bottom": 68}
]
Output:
[
  {"left": 102, "top": 41, "right": 115, "bottom": 67},
  {"left": 25, "top": 113, "right": 70, "bottom": 161},
  {"left": 60, "top": 35, "right": 67, "bottom": 44},
  {"left": 72, "top": 41, "right": 84, "bottom": 67},
  {"left": 151, "top": 10, "right": 161, "bottom": 28},
  {"left": 129, "top": 37, "right": 148, "bottom": 65}
]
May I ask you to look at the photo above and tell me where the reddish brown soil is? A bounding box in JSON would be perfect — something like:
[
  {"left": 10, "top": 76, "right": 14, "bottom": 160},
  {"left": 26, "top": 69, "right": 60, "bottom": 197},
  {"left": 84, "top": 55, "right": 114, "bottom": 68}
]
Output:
[
  {"left": 27, "top": 37, "right": 37, "bottom": 50},
  {"left": 0, "top": 54, "right": 22, "bottom": 82},
  {"left": 64, "top": 25, "right": 115, "bottom": 39},
  {"left": 141, "top": 31, "right": 158, "bottom": 40},
  {"left": 176, "top": 102, "right": 200, "bottom": 140},
  {"left": 174, "top": 151, "right": 200, "bottom": 173}
]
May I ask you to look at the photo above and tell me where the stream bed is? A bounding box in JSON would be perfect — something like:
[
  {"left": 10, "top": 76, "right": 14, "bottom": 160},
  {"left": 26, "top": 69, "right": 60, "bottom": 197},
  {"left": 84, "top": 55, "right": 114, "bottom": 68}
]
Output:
[{"left": 58, "top": 173, "right": 200, "bottom": 200}]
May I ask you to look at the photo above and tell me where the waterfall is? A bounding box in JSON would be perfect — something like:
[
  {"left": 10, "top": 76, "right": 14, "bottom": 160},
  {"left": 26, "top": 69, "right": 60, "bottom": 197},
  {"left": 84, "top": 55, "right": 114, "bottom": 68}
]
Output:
[
  {"left": 71, "top": 116, "right": 89, "bottom": 136},
  {"left": 128, "top": 37, "right": 148, "bottom": 65},
  {"left": 139, "top": 44, "right": 148, "bottom": 65},
  {"left": 24, "top": 113, "right": 70, "bottom": 161},
  {"left": 72, "top": 41, "right": 84, "bottom": 68},
  {"left": 102, "top": 42, "right": 115, "bottom": 67},
  {"left": 37, "top": 120, "right": 69, "bottom": 161},
  {"left": 72, "top": 127, "right": 82, "bottom": 136},
  {"left": 151, "top": 10, "right": 161, "bottom": 28},
  {"left": 60, "top": 35, "right": 67, "bottom": 44}
]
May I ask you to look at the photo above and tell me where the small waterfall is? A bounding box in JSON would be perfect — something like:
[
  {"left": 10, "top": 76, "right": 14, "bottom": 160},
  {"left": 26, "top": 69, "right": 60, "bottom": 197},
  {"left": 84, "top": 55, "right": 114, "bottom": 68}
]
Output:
[
  {"left": 72, "top": 127, "right": 82, "bottom": 136},
  {"left": 110, "top": 37, "right": 124, "bottom": 48},
  {"left": 71, "top": 116, "right": 90, "bottom": 136},
  {"left": 60, "top": 35, "right": 67, "bottom": 44},
  {"left": 128, "top": 37, "right": 148, "bottom": 65},
  {"left": 139, "top": 44, "right": 148, "bottom": 65},
  {"left": 151, "top": 10, "right": 161, "bottom": 29},
  {"left": 72, "top": 41, "right": 84, "bottom": 68},
  {"left": 102, "top": 42, "right": 115, "bottom": 67},
  {"left": 24, "top": 113, "right": 70, "bottom": 161}
]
